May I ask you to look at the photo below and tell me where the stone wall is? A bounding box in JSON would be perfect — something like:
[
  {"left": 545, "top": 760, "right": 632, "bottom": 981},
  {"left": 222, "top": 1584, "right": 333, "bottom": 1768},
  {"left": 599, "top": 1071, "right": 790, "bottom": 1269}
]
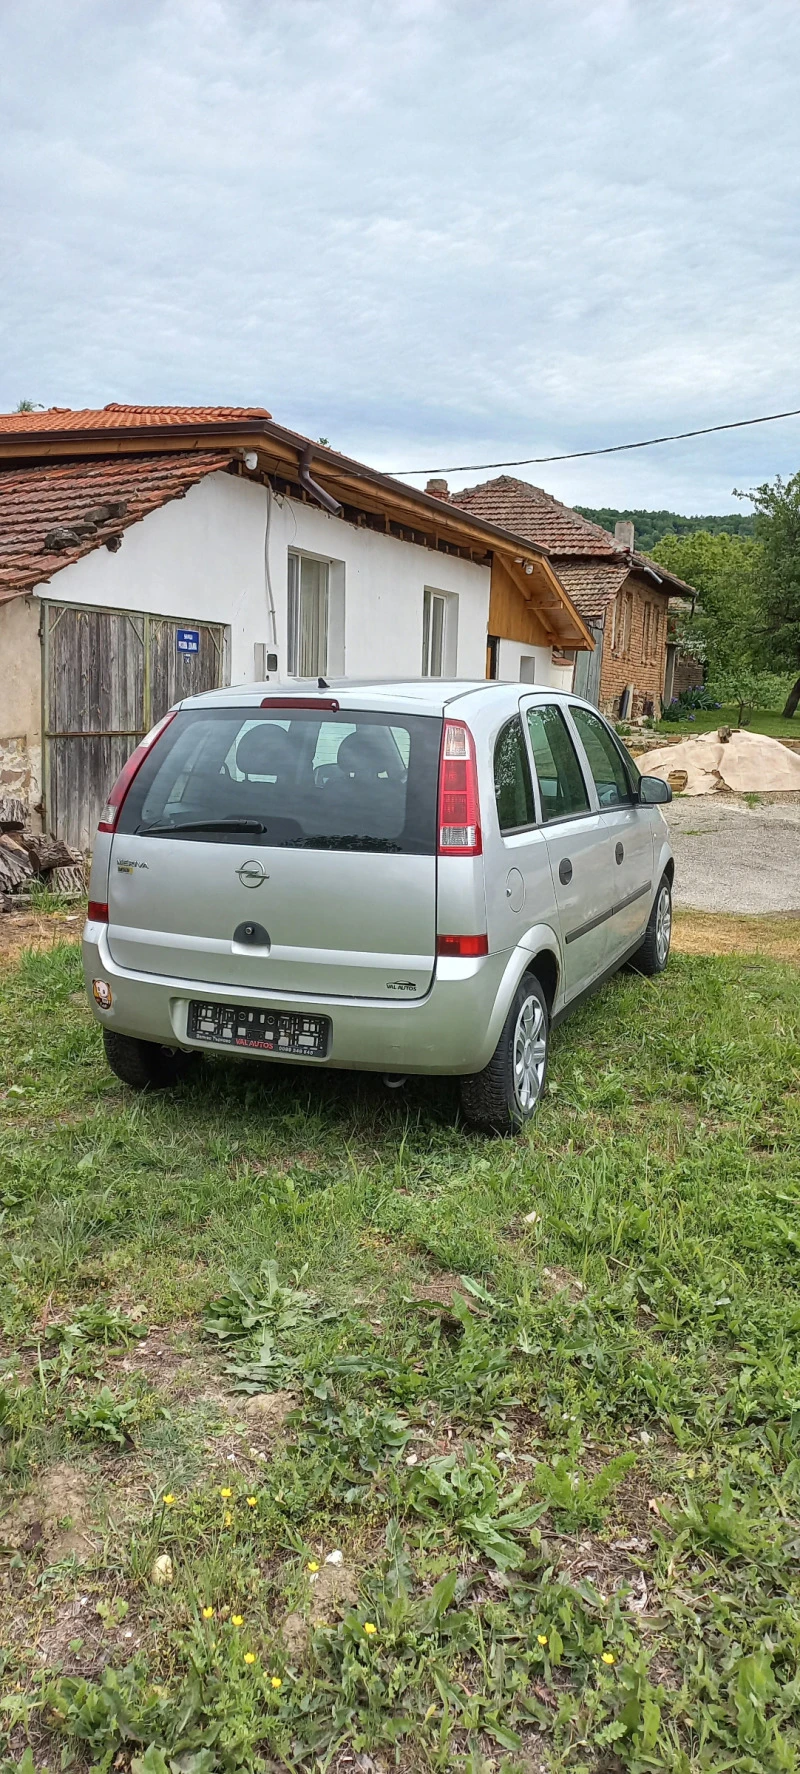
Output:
[{"left": 0, "top": 594, "right": 43, "bottom": 826}]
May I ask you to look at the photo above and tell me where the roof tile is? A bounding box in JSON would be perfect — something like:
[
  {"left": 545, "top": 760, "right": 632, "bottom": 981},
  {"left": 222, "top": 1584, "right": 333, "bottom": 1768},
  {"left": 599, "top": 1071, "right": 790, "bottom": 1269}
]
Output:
[
  {"left": 0, "top": 402, "right": 270, "bottom": 434},
  {"left": 451, "top": 475, "right": 621, "bottom": 556},
  {"left": 0, "top": 451, "right": 232, "bottom": 601},
  {"left": 450, "top": 474, "right": 697, "bottom": 598},
  {"left": 551, "top": 560, "right": 630, "bottom": 622}
]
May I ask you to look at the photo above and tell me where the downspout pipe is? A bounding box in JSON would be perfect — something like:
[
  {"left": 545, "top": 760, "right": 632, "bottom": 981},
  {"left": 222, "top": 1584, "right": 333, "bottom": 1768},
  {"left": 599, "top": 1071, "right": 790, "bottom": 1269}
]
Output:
[{"left": 298, "top": 445, "right": 343, "bottom": 516}]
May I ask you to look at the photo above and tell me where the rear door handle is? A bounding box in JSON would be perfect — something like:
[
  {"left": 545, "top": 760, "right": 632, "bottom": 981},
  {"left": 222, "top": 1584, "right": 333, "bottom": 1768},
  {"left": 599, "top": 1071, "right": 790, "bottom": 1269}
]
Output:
[
  {"left": 559, "top": 857, "right": 573, "bottom": 884},
  {"left": 615, "top": 842, "right": 624, "bottom": 864}
]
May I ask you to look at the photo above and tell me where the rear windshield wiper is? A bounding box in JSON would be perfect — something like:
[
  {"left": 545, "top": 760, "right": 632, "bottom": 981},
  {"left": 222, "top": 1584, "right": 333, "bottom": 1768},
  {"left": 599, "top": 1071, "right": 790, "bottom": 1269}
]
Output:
[{"left": 137, "top": 818, "right": 267, "bottom": 835}]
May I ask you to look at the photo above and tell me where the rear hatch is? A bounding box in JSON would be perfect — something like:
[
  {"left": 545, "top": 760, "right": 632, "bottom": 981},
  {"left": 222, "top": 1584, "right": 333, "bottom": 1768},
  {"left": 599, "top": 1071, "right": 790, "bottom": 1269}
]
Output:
[{"left": 107, "top": 702, "right": 442, "bottom": 999}]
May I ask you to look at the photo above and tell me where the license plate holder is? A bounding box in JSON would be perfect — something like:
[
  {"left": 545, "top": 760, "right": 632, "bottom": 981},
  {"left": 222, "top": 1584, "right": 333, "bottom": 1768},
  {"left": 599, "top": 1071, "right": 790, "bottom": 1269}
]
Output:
[{"left": 187, "top": 1000, "right": 330, "bottom": 1058}]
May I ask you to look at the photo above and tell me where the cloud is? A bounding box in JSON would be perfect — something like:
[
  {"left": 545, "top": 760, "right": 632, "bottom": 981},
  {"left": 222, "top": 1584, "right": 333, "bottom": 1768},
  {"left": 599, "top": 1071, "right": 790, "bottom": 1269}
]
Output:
[{"left": 1, "top": 0, "right": 799, "bottom": 510}]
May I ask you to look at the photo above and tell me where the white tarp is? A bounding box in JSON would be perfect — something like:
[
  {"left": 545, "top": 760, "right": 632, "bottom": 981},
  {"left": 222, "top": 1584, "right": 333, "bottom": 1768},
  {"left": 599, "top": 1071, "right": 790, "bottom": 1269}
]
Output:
[{"left": 642, "top": 728, "right": 800, "bottom": 796}]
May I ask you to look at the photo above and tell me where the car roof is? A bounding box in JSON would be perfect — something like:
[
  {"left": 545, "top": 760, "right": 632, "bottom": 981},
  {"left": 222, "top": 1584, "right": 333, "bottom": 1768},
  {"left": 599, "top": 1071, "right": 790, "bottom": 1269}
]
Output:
[{"left": 177, "top": 678, "right": 586, "bottom": 717}]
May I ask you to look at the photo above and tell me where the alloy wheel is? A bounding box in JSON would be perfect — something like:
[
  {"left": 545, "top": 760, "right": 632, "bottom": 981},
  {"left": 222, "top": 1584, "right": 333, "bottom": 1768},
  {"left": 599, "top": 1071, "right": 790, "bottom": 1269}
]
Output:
[
  {"left": 655, "top": 885, "right": 672, "bottom": 966},
  {"left": 512, "top": 993, "right": 547, "bottom": 1113}
]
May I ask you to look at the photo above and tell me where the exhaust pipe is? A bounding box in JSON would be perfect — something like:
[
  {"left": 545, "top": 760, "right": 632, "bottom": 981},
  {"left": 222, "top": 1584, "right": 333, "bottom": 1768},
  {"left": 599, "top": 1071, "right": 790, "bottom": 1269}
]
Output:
[{"left": 382, "top": 1075, "right": 407, "bottom": 1090}]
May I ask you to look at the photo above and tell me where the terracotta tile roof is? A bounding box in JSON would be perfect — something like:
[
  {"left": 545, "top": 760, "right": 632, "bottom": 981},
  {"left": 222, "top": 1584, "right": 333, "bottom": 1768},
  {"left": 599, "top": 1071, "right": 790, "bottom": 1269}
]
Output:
[
  {"left": 0, "top": 403, "right": 270, "bottom": 434},
  {"left": 0, "top": 451, "right": 232, "bottom": 602},
  {"left": 552, "top": 560, "right": 631, "bottom": 623},
  {"left": 451, "top": 475, "right": 621, "bottom": 556},
  {"left": 449, "top": 474, "right": 697, "bottom": 599}
]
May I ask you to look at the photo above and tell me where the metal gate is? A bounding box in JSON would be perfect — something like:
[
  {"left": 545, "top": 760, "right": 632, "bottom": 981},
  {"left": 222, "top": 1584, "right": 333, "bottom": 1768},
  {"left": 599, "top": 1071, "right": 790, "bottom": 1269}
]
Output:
[
  {"left": 43, "top": 603, "right": 229, "bottom": 850},
  {"left": 573, "top": 622, "right": 604, "bottom": 707}
]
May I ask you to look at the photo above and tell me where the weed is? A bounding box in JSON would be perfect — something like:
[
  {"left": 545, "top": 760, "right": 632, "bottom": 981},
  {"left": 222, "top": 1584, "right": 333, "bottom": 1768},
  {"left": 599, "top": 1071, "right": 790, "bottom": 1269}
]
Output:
[
  {"left": 532, "top": 1448, "right": 637, "bottom": 1532},
  {"left": 65, "top": 1385, "right": 148, "bottom": 1446},
  {"left": 402, "top": 1445, "right": 547, "bottom": 1569}
]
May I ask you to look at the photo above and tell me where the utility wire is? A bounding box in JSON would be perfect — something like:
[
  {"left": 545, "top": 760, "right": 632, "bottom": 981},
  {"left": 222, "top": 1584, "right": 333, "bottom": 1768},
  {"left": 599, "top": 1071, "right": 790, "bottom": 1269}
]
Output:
[{"left": 390, "top": 405, "right": 800, "bottom": 478}]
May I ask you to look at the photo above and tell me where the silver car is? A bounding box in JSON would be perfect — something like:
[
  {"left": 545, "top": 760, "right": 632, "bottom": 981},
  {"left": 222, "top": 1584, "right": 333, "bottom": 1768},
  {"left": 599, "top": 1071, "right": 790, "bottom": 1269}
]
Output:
[{"left": 83, "top": 680, "right": 673, "bottom": 1133}]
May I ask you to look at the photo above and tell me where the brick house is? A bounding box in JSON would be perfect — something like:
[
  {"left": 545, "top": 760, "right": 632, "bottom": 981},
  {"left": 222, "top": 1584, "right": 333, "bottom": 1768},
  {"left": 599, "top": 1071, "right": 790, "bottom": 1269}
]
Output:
[{"left": 432, "top": 475, "right": 696, "bottom": 717}]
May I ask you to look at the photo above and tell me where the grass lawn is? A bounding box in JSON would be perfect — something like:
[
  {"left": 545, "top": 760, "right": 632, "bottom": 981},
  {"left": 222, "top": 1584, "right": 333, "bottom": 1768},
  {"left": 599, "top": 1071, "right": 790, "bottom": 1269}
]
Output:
[
  {"left": 654, "top": 706, "right": 800, "bottom": 740},
  {"left": 1, "top": 936, "right": 800, "bottom": 1772}
]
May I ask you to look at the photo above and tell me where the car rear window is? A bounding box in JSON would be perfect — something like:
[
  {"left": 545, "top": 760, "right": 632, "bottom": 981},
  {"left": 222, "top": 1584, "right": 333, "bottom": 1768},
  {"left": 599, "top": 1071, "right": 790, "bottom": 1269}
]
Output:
[{"left": 117, "top": 708, "right": 441, "bottom": 854}]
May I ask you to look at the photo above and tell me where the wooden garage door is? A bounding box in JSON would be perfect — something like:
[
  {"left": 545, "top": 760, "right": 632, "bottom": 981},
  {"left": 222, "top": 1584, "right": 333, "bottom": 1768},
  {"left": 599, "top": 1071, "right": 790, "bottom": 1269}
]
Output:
[{"left": 44, "top": 604, "right": 228, "bottom": 850}]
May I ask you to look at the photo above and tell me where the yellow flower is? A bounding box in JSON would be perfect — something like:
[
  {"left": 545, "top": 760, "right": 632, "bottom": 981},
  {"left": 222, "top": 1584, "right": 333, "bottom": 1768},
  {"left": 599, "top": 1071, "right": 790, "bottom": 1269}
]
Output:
[
  {"left": 244, "top": 1652, "right": 256, "bottom": 1665},
  {"left": 202, "top": 1607, "right": 214, "bottom": 1620},
  {"left": 163, "top": 1493, "right": 176, "bottom": 1506},
  {"left": 537, "top": 1634, "right": 548, "bottom": 1646},
  {"left": 219, "top": 1487, "right": 233, "bottom": 1499},
  {"left": 363, "top": 1622, "right": 377, "bottom": 1636},
  {"left": 246, "top": 1496, "right": 258, "bottom": 1508},
  {"left": 224, "top": 1511, "right": 233, "bottom": 1527},
  {"left": 601, "top": 1652, "right": 615, "bottom": 1666},
  {"left": 271, "top": 1676, "right": 282, "bottom": 1690},
  {"left": 307, "top": 1560, "right": 320, "bottom": 1573},
  {"left": 232, "top": 1615, "right": 244, "bottom": 1627}
]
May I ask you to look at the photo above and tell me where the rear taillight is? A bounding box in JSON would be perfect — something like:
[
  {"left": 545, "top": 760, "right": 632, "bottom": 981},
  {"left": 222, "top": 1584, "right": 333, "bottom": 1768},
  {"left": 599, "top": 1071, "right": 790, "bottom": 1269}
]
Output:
[
  {"left": 438, "top": 719, "right": 482, "bottom": 855},
  {"left": 437, "top": 934, "right": 489, "bottom": 958},
  {"left": 97, "top": 710, "right": 177, "bottom": 832},
  {"left": 87, "top": 901, "right": 109, "bottom": 922}
]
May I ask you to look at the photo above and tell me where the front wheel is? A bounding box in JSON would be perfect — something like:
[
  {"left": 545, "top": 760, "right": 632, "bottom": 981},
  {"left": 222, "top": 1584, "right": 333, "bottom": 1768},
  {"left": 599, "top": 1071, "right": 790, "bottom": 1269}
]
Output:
[
  {"left": 630, "top": 873, "right": 672, "bottom": 976},
  {"left": 103, "top": 1030, "right": 198, "bottom": 1091},
  {"left": 459, "top": 974, "right": 549, "bottom": 1135}
]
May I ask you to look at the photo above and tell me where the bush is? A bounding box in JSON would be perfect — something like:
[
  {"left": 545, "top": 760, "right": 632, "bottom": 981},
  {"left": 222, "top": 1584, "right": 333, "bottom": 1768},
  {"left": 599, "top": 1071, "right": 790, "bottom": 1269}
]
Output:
[{"left": 660, "top": 685, "right": 719, "bottom": 721}]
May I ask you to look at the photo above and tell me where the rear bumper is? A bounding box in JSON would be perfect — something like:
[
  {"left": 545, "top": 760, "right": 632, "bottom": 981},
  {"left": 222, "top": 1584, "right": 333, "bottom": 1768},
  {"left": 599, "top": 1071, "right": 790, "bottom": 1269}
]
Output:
[{"left": 82, "top": 922, "right": 525, "bottom": 1075}]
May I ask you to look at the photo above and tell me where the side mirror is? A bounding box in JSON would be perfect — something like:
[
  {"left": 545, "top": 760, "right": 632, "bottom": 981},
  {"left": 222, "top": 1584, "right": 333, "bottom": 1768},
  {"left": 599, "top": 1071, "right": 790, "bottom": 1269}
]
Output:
[{"left": 639, "top": 774, "right": 672, "bottom": 805}]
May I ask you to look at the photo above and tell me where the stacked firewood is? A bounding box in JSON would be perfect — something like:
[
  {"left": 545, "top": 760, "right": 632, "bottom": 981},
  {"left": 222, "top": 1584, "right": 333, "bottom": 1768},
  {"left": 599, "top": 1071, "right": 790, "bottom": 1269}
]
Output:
[{"left": 0, "top": 798, "right": 86, "bottom": 908}]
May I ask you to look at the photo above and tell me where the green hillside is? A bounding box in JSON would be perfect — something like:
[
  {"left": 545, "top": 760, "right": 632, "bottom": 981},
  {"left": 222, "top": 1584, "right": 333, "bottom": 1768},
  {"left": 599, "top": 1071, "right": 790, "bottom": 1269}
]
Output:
[{"left": 574, "top": 507, "right": 756, "bottom": 552}]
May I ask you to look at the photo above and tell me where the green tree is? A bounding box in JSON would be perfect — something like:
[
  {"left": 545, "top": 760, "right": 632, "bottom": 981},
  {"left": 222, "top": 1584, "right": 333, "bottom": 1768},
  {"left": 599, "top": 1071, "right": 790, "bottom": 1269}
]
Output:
[
  {"left": 745, "top": 471, "right": 800, "bottom": 718},
  {"left": 574, "top": 506, "right": 756, "bottom": 550},
  {"left": 650, "top": 529, "right": 761, "bottom": 679}
]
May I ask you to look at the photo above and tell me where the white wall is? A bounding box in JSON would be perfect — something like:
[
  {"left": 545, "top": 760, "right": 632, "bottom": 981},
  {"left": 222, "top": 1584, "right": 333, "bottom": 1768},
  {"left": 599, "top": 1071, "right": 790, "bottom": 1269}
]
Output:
[
  {"left": 496, "top": 639, "right": 554, "bottom": 685},
  {"left": 33, "top": 471, "right": 491, "bottom": 686}
]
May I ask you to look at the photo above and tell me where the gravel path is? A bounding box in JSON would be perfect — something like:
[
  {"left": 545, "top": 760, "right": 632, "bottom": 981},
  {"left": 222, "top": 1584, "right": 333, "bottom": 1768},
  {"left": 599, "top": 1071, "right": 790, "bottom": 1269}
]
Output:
[{"left": 665, "top": 796, "right": 800, "bottom": 913}]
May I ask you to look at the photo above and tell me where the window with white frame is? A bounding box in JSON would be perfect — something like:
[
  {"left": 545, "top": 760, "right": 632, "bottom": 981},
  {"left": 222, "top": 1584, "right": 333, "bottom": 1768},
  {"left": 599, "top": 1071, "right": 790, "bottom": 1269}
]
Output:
[
  {"left": 422, "top": 587, "right": 458, "bottom": 677},
  {"left": 288, "top": 552, "right": 329, "bottom": 677}
]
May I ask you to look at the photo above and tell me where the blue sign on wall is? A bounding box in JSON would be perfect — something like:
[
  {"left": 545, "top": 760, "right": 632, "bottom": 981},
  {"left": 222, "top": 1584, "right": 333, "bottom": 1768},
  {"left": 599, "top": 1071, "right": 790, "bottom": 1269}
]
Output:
[{"left": 177, "top": 628, "right": 200, "bottom": 655}]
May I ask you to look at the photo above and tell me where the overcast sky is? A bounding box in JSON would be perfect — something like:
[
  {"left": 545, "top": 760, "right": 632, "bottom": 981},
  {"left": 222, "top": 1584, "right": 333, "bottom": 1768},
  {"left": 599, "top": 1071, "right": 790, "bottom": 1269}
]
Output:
[{"left": 2, "top": 0, "right": 800, "bottom": 513}]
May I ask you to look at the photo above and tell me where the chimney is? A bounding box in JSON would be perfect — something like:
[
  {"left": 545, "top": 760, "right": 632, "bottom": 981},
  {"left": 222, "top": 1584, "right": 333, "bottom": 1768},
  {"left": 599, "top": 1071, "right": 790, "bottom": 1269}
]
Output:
[
  {"left": 425, "top": 478, "right": 449, "bottom": 500},
  {"left": 614, "top": 519, "right": 634, "bottom": 552}
]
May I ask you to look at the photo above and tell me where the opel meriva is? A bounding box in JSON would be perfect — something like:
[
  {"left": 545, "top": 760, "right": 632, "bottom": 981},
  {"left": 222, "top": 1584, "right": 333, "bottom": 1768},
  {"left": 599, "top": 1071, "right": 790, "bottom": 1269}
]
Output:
[{"left": 83, "top": 681, "right": 674, "bottom": 1133}]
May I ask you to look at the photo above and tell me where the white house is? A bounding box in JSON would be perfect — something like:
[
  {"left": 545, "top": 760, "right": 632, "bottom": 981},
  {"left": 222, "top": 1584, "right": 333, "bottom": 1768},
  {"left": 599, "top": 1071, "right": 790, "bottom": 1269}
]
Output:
[{"left": 0, "top": 404, "right": 592, "bottom": 847}]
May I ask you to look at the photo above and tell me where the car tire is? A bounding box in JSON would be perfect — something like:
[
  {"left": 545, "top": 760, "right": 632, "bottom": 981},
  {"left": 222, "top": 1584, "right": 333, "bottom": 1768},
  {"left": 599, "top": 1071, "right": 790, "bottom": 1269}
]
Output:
[
  {"left": 102, "top": 1030, "right": 198, "bottom": 1091},
  {"left": 630, "top": 873, "right": 672, "bottom": 976},
  {"left": 459, "top": 973, "right": 549, "bottom": 1135}
]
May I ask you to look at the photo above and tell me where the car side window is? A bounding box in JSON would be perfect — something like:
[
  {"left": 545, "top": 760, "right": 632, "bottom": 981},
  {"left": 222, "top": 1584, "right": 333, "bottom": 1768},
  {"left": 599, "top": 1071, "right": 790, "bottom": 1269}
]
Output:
[
  {"left": 525, "top": 705, "right": 590, "bottom": 823},
  {"left": 494, "top": 716, "right": 535, "bottom": 832},
  {"left": 570, "top": 706, "right": 634, "bottom": 807}
]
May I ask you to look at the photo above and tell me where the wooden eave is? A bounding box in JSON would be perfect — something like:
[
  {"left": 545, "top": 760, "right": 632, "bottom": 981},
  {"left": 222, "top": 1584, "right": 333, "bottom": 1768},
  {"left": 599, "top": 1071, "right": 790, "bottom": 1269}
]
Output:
[{"left": 0, "top": 416, "right": 594, "bottom": 649}]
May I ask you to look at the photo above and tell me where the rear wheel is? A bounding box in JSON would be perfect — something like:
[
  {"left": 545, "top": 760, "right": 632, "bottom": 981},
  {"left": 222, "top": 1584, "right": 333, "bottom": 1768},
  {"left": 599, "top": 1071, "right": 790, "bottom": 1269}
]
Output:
[
  {"left": 459, "top": 974, "right": 549, "bottom": 1135},
  {"left": 630, "top": 873, "right": 672, "bottom": 976},
  {"left": 103, "top": 1030, "right": 198, "bottom": 1091}
]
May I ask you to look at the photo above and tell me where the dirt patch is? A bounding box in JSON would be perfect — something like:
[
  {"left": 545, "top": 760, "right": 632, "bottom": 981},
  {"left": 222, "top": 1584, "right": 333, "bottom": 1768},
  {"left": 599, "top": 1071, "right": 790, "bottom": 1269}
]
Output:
[
  {"left": 282, "top": 1558, "right": 360, "bottom": 1662},
  {"left": 408, "top": 1272, "right": 467, "bottom": 1308},
  {"left": 0, "top": 910, "right": 83, "bottom": 967},
  {"left": 238, "top": 1389, "right": 298, "bottom": 1435},
  {"left": 540, "top": 1266, "right": 585, "bottom": 1302},
  {"left": 672, "top": 909, "right": 800, "bottom": 964},
  {"left": 546, "top": 1528, "right": 654, "bottom": 1612},
  {"left": 1, "top": 1463, "right": 97, "bottom": 1563}
]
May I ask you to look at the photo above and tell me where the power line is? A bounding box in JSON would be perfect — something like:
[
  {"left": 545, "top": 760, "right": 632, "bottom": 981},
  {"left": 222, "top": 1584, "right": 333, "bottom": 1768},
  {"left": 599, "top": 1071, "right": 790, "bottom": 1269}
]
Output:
[{"left": 390, "top": 405, "right": 800, "bottom": 478}]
